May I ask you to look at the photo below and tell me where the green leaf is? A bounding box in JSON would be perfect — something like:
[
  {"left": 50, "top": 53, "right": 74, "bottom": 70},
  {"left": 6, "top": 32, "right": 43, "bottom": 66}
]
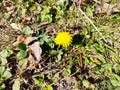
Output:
[
  {"left": 111, "top": 79, "right": 120, "bottom": 86},
  {"left": 34, "top": 74, "right": 44, "bottom": 85},
  {"left": 2, "top": 71, "right": 11, "bottom": 79},
  {"left": 42, "top": 85, "right": 53, "bottom": 90},
  {"left": 41, "top": 15, "right": 52, "bottom": 23},
  {"left": 0, "top": 57, "right": 7, "bottom": 65},
  {"left": 51, "top": 73, "right": 59, "bottom": 83},
  {"left": 0, "top": 49, "right": 13, "bottom": 58},
  {"left": 23, "top": 26, "right": 32, "bottom": 36},
  {"left": 55, "top": 50, "right": 63, "bottom": 62},
  {"left": 17, "top": 50, "right": 27, "bottom": 59},
  {"left": 0, "top": 83, "right": 5, "bottom": 90},
  {"left": 101, "top": 63, "right": 112, "bottom": 69},
  {"left": 0, "top": 66, "right": 5, "bottom": 75},
  {"left": 4, "top": 14, "right": 10, "bottom": 20},
  {"left": 29, "top": 5, "right": 36, "bottom": 12},
  {"left": 18, "top": 59, "right": 28, "bottom": 69},
  {"left": 62, "top": 69, "right": 71, "bottom": 76},
  {"left": 82, "top": 80, "right": 90, "bottom": 88},
  {"left": 41, "top": 6, "right": 51, "bottom": 14},
  {"left": 18, "top": 43, "right": 27, "bottom": 50},
  {"left": 12, "top": 78, "right": 20, "bottom": 90},
  {"left": 49, "top": 50, "right": 58, "bottom": 56}
]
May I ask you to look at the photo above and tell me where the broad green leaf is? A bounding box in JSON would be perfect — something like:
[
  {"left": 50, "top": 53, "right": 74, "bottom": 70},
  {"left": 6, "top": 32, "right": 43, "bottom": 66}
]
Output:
[
  {"left": 34, "top": 74, "right": 44, "bottom": 85},
  {"left": 18, "top": 43, "right": 27, "bottom": 50},
  {"left": 17, "top": 50, "right": 27, "bottom": 59},
  {"left": 111, "top": 79, "right": 120, "bottom": 86},
  {"left": 4, "top": 14, "right": 10, "bottom": 20},
  {"left": 101, "top": 63, "right": 112, "bottom": 69},
  {"left": 2, "top": 71, "right": 11, "bottom": 79},
  {"left": 12, "top": 78, "right": 20, "bottom": 90},
  {"left": 0, "top": 49, "right": 13, "bottom": 58},
  {"left": 0, "top": 66, "right": 5, "bottom": 75},
  {"left": 51, "top": 73, "right": 59, "bottom": 83},
  {"left": 49, "top": 50, "right": 58, "bottom": 56},
  {"left": 82, "top": 80, "right": 90, "bottom": 88},
  {"left": 42, "top": 85, "right": 53, "bottom": 90},
  {"left": 0, "top": 57, "right": 7, "bottom": 65},
  {"left": 29, "top": 5, "right": 36, "bottom": 12},
  {"left": 18, "top": 59, "right": 28, "bottom": 69},
  {"left": 41, "top": 15, "right": 52, "bottom": 23},
  {"left": 0, "top": 83, "right": 5, "bottom": 90},
  {"left": 41, "top": 6, "right": 51, "bottom": 14},
  {"left": 62, "top": 69, "right": 71, "bottom": 77},
  {"left": 23, "top": 26, "right": 32, "bottom": 36}
]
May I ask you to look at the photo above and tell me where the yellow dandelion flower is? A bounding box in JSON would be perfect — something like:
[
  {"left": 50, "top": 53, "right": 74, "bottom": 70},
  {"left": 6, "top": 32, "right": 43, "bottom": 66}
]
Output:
[{"left": 55, "top": 32, "right": 72, "bottom": 47}]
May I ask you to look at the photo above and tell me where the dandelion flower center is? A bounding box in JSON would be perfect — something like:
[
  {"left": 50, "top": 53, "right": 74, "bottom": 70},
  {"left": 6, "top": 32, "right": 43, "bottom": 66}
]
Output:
[{"left": 55, "top": 32, "right": 72, "bottom": 47}]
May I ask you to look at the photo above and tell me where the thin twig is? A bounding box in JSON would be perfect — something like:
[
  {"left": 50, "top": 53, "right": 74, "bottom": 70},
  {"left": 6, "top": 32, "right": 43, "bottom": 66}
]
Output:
[{"left": 78, "top": 5, "right": 108, "bottom": 43}]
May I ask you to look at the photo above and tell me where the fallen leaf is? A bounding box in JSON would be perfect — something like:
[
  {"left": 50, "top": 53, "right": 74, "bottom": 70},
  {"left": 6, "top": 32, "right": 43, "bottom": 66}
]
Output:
[
  {"left": 28, "top": 41, "right": 42, "bottom": 62},
  {"left": 13, "top": 35, "right": 42, "bottom": 62},
  {"left": 13, "top": 35, "right": 37, "bottom": 46},
  {"left": 10, "top": 23, "right": 21, "bottom": 30},
  {"left": 73, "top": 0, "right": 86, "bottom": 5},
  {"left": 95, "top": 2, "right": 120, "bottom": 14}
]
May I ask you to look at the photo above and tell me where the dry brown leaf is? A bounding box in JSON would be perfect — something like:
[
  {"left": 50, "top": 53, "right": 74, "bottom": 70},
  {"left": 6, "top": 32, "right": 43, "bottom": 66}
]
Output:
[
  {"left": 13, "top": 35, "right": 37, "bottom": 45},
  {"left": 13, "top": 35, "right": 42, "bottom": 62},
  {"left": 73, "top": 0, "right": 86, "bottom": 5},
  {"left": 10, "top": 23, "right": 21, "bottom": 30},
  {"left": 95, "top": 2, "right": 120, "bottom": 14},
  {"left": 28, "top": 41, "right": 42, "bottom": 62}
]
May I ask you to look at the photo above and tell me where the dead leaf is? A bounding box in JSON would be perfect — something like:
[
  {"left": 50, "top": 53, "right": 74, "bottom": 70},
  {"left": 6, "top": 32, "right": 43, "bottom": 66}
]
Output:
[
  {"left": 10, "top": 23, "right": 21, "bottom": 30},
  {"left": 13, "top": 35, "right": 37, "bottom": 46},
  {"left": 95, "top": 2, "right": 120, "bottom": 14},
  {"left": 28, "top": 41, "right": 42, "bottom": 62},
  {"left": 73, "top": 0, "right": 86, "bottom": 5},
  {"left": 13, "top": 35, "right": 42, "bottom": 62}
]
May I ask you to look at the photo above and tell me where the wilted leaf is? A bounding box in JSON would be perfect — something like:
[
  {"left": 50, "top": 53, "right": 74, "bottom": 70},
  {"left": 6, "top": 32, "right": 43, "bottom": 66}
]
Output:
[{"left": 12, "top": 78, "right": 20, "bottom": 90}]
